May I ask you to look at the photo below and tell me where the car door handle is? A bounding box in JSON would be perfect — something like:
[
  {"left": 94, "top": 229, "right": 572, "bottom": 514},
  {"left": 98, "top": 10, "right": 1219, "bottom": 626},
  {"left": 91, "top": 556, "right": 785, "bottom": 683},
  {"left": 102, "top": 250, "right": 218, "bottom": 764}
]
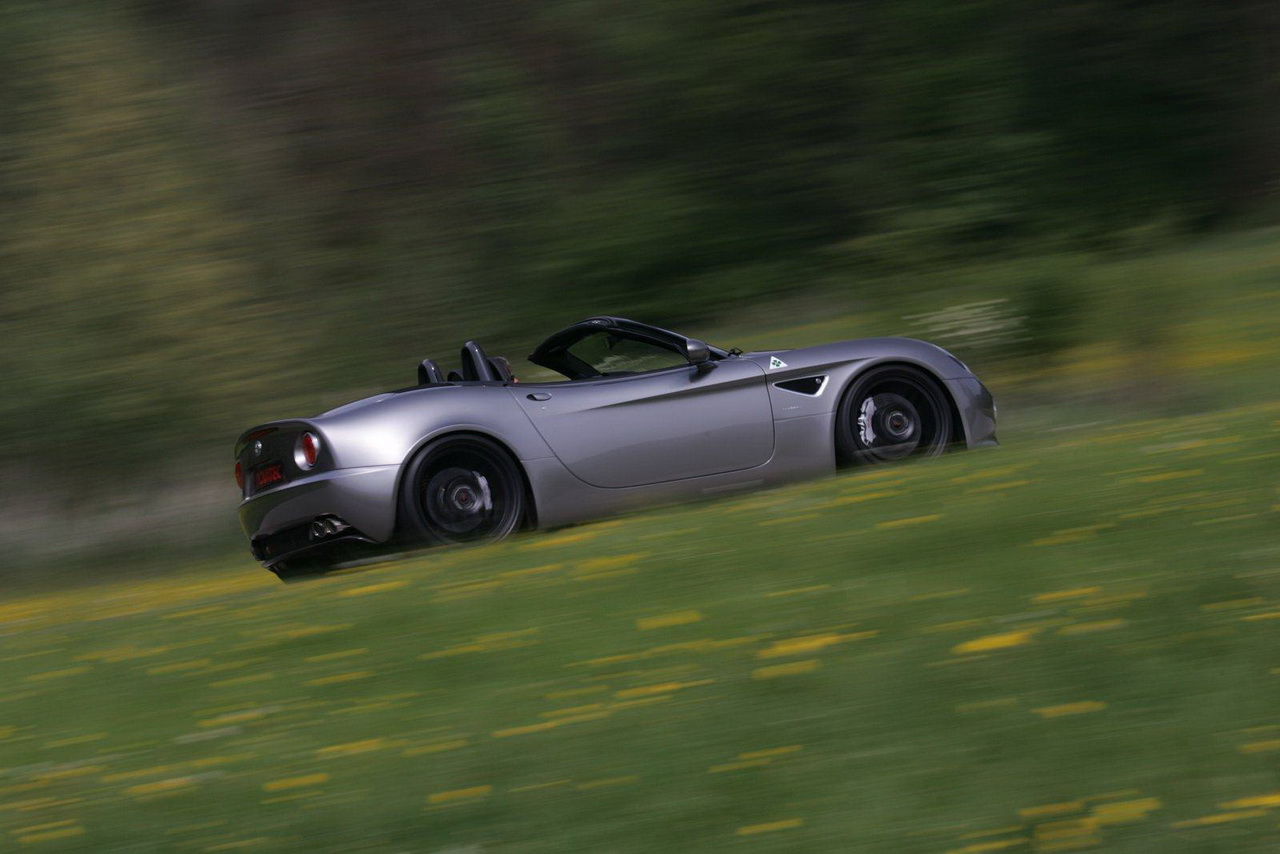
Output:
[{"left": 526, "top": 392, "right": 552, "bottom": 401}]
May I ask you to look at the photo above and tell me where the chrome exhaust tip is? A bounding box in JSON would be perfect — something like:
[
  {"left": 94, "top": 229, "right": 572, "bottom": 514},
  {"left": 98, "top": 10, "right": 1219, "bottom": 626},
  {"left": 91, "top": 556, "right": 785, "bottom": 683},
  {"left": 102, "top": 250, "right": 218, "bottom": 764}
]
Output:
[{"left": 309, "top": 516, "right": 351, "bottom": 540}]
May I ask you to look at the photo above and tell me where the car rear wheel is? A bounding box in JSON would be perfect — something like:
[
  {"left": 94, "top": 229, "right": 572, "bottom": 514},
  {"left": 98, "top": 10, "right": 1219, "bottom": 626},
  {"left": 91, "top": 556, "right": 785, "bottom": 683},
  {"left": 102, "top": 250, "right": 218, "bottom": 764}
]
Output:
[
  {"left": 836, "top": 366, "right": 953, "bottom": 467},
  {"left": 399, "top": 435, "right": 526, "bottom": 546}
]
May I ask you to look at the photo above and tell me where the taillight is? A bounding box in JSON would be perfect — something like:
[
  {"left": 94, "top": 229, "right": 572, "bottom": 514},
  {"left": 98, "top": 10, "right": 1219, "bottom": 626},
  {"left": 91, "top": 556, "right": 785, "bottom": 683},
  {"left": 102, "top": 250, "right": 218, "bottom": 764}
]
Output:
[
  {"left": 296, "top": 432, "right": 320, "bottom": 470},
  {"left": 234, "top": 460, "right": 244, "bottom": 490}
]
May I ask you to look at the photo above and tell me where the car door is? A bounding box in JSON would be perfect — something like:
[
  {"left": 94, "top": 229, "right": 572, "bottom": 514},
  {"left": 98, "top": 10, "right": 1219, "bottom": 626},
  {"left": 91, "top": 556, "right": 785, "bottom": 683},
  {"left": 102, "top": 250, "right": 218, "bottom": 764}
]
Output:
[{"left": 512, "top": 358, "right": 774, "bottom": 488}]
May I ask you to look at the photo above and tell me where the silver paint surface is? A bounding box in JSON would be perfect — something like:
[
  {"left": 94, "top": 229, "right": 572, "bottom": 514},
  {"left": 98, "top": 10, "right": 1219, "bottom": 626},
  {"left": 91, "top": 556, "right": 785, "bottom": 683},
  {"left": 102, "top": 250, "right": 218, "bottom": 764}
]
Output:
[{"left": 236, "top": 331, "right": 997, "bottom": 565}]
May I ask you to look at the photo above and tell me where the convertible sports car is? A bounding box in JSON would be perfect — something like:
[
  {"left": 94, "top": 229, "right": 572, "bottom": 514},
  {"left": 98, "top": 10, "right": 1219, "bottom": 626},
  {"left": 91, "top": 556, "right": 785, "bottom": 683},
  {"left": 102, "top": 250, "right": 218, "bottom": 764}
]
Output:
[{"left": 235, "top": 317, "right": 997, "bottom": 579}]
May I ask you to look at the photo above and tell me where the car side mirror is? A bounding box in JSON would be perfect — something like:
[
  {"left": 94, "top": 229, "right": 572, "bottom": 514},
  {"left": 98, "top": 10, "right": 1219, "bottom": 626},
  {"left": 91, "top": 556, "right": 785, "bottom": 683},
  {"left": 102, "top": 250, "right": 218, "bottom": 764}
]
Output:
[{"left": 686, "top": 339, "right": 714, "bottom": 371}]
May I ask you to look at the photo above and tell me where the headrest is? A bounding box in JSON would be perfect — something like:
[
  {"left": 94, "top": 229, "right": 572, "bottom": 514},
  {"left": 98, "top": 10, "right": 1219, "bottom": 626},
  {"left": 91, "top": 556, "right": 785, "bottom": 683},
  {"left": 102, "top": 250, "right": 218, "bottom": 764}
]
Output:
[
  {"left": 417, "top": 359, "right": 445, "bottom": 385},
  {"left": 488, "top": 357, "right": 513, "bottom": 383},
  {"left": 459, "top": 341, "right": 498, "bottom": 382}
]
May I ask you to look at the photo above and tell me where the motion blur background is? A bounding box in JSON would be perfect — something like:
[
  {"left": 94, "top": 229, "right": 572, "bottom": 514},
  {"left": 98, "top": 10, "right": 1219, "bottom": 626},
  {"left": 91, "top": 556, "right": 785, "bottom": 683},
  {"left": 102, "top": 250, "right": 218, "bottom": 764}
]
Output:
[
  {"left": 0, "top": 2, "right": 1276, "bottom": 570},
  {"left": 3, "top": 4, "right": 1280, "bottom": 852}
]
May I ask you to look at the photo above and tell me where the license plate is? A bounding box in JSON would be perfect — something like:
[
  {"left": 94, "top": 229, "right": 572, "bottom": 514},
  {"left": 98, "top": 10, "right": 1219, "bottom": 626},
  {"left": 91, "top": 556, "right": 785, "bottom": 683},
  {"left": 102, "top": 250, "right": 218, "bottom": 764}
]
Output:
[{"left": 253, "top": 463, "right": 284, "bottom": 490}]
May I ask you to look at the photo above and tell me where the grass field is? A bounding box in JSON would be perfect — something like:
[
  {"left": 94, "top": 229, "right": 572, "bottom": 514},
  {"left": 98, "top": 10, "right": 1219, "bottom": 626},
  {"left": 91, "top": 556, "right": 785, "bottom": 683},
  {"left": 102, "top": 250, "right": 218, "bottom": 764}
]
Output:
[
  {"left": 5, "top": 229, "right": 1280, "bottom": 851},
  {"left": 2, "top": 398, "right": 1278, "bottom": 851}
]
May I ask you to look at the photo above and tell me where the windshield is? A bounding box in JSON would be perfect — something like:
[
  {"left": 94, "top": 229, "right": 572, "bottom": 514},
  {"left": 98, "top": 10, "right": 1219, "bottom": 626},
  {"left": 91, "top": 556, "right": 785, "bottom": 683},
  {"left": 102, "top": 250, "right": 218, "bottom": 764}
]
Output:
[{"left": 564, "top": 331, "right": 688, "bottom": 377}]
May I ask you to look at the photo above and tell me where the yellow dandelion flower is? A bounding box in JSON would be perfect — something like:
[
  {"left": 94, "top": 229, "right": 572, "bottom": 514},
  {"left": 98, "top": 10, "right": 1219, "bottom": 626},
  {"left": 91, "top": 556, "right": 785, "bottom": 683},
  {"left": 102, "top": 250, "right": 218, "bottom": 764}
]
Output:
[
  {"left": 708, "top": 759, "right": 770, "bottom": 773},
  {"left": 33, "top": 765, "right": 105, "bottom": 782},
  {"left": 1134, "top": 469, "right": 1203, "bottom": 483},
  {"left": 522, "top": 531, "right": 596, "bottom": 549},
  {"left": 305, "top": 671, "right": 373, "bottom": 686},
  {"left": 876, "top": 514, "right": 943, "bottom": 529},
  {"left": 403, "top": 740, "right": 469, "bottom": 756},
  {"left": 736, "top": 818, "right": 803, "bottom": 835},
  {"left": 23, "top": 666, "right": 91, "bottom": 682},
  {"left": 1200, "top": 598, "right": 1264, "bottom": 612},
  {"left": 1091, "top": 797, "right": 1161, "bottom": 825},
  {"left": 738, "top": 745, "right": 803, "bottom": 761},
  {"left": 952, "top": 630, "right": 1034, "bottom": 655},
  {"left": 540, "top": 704, "right": 606, "bottom": 718},
  {"left": 958, "top": 826, "right": 1025, "bottom": 840},
  {"left": 14, "top": 822, "right": 85, "bottom": 844},
  {"left": 126, "top": 776, "right": 197, "bottom": 797},
  {"left": 210, "top": 673, "right": 276, "bottom": 688},
  {"left": 1033, "top": 587, "right": 1101, "bottom": 604},
  {"left": 427, "top": 785, "right": 491, "bottom": 805},
  {"left": 1032, "top": 701, "right": 1107, "bottom": 718},
  {"left": 492, "top": 721, "right": 560, "bottom": 738},
  {"left": 316, "top": 738, "right": 389, "bottom": 758},
  {"left": 636, "top": 610, "right": 702, "bottom": 631},
  {"left": 273, "top": 624, "right": 353, "bottom": 640},
  {"left": 576, "top": 776, "right": 638, "bottom": 790},
  {"left": 1171, "top": 810, "right": 1267, "bottom": 828},
  {"left": 337, "top": 581, "right": 408, "bottom": 597},
  {"left": 544, "top": 686, "right": 609, "bottom": 700},
  {"left": 1033, "top": 816, "right": 1098, "bottom": 842},
  {"left": 509, "top": 780, "right": 571, "bottom": 793},
  {"left": 500, "top": 564, "right": 562, "bottom": 579},
  {"left": 1018, "top": 802, "right": 1084, "bottom": 820},
  {"left": 819, "top": 490, "right": 904, "bottom": 507},
  {"left": 1220, "top": 792, "right": 1280, "bottom": 810},
  {"left": 578, "top": 555, "right": 640, "bottom": 573},
  {"left": 758, "top": 631, "right": 876, "bottom": 658},
  {"left": 263, "top": 773, "right": 329, "bottom": 792},
  {"left": 197, "top": 708, "right": 272, "bottom": 727},
  {"left": 1058, "top": 619, "right": 1128, "bottom": 635},
  {"left": 752, "top": 660, "right": 821, "bottom": 679},
  {"left": 946, "top": 840, "right": 1027, "bottom": 854},
  {"left": 763, "top": 585, "right": 831, "bottom": 598},
  {"left": 42, "top": 733, "right": 106, "bottom": 748},
  {"left": 759, "top": 514, "right": 821, "bottom": 526},
  {"left": 614, "top": 680, "right": 713, "bottom": 699},
  {"left": 305, "top": 650, "right": 371, "bottom": 665},
  {"left": 965, "top": 480, "right": 1034, "bottom": 494}
]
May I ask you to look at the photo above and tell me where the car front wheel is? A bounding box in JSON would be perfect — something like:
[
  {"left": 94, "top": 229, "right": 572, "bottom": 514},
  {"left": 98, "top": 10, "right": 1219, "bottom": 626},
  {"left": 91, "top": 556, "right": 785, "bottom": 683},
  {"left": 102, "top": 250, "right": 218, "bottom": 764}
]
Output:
[{"left": 836, "top": 366, "right": 953, "bottom": 466}]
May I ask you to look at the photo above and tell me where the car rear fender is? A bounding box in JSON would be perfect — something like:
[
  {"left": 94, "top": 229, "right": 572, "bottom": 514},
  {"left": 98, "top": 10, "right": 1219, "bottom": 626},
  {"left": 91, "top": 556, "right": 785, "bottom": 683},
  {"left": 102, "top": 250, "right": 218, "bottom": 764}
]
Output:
[{"left": 310, "top": 385, "right": 556, "bottom": 469}]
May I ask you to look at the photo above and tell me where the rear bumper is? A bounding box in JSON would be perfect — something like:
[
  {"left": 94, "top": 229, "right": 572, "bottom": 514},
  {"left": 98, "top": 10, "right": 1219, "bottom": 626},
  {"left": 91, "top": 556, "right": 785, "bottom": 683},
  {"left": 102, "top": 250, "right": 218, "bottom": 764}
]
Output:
[{"left": 238, "top": 465, "right": 401, "bottom": 563}]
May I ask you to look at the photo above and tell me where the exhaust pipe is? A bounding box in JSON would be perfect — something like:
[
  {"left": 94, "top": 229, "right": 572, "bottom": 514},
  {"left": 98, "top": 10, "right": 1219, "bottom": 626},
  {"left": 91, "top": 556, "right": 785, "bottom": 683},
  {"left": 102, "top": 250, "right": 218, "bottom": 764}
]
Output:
[{"left": 309, "top": 517, "right": 351, "bottom": 540}]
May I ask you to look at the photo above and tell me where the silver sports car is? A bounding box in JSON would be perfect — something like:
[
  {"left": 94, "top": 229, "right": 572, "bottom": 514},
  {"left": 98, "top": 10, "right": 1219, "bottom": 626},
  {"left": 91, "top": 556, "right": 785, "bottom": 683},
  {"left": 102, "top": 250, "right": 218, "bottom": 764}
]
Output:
[{"left": 235, "top": 316, "right": 997, "bottom": 578}]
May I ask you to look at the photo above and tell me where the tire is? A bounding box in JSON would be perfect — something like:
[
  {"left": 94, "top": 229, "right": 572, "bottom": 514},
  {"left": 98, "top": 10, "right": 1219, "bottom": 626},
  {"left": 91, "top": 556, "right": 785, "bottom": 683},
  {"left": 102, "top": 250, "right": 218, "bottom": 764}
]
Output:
[
  {"left": 836, "top": 365, "right": 953, "bottom": 467},
  {"left": 398, "top": 435, "right": 526, "bottom": 546}
]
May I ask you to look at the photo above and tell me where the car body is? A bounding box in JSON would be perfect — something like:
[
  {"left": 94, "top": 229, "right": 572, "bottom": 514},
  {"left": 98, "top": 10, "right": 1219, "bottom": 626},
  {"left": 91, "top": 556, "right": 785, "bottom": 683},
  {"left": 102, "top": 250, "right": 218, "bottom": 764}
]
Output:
[{"left": 235, "top": 316, "right": 997, "bottom": 578}]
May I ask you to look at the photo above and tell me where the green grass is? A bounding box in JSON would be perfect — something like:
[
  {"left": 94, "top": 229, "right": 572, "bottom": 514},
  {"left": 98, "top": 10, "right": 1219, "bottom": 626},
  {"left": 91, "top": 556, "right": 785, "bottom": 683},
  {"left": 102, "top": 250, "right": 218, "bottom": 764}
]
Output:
[
  {"left": 1, "top": 400, "right": 1278, "bottom": 851},
  {"left": 5, "top": 227, "right": 1280, "bottom": 850}
]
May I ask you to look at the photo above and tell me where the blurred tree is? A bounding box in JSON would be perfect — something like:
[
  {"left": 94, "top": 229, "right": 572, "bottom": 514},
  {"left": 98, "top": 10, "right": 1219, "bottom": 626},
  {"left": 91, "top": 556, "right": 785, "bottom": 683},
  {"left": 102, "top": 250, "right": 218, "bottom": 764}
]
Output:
[
  {"left": 2, "top": 0, "right": 1279, "bottom": 528},
  {"left": 0, "top": 5, "right": 298, "bottom": 491}
]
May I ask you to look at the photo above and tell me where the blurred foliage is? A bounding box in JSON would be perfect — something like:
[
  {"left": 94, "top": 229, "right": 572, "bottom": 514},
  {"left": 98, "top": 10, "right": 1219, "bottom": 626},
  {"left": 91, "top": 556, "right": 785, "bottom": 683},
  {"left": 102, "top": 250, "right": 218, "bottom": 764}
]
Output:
[{"left": 1, "top": 0, "right": 1279, "bottom": 560}]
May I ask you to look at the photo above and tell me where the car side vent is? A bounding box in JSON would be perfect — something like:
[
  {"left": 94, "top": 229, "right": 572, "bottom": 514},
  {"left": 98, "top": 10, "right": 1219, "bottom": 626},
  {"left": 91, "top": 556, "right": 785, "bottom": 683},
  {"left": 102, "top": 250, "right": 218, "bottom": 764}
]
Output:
[{"left": 775, "top": 376, "right": 827, "bottom": 396}]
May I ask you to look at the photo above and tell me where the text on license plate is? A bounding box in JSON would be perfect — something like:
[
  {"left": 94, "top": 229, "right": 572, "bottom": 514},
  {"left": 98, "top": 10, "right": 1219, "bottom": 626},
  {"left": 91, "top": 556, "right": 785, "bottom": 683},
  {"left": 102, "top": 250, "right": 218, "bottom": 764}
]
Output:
[{"left": 254, "top": 463, "right": 284, "bottom": 489}]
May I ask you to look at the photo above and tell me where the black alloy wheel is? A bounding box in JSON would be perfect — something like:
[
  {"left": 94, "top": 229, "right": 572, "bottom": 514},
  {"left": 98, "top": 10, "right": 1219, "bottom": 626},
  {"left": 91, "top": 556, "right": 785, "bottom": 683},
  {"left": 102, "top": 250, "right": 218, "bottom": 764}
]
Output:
[
  {"left": 836, "top": 366, "right": 953, "bottom": 466},
  {"left": 399, "top": 435, "right": 526, "bottom": 546}
]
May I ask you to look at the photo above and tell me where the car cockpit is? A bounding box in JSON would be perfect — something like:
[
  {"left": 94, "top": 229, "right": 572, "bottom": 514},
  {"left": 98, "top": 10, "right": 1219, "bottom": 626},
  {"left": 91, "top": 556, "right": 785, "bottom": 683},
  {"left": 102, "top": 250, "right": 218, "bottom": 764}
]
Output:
[{"left": 417, "top": 340, "right": 516, "bottom": 386}]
